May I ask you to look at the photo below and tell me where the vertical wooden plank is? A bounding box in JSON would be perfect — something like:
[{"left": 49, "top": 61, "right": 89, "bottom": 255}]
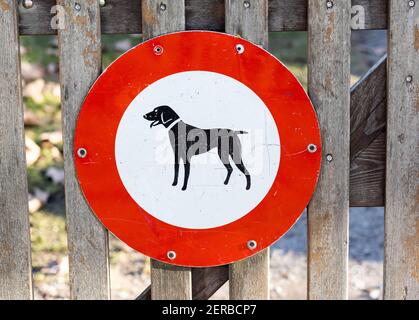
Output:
[
  {"left": 225, "top": 0, "right": 268, "bottom": 48},
  {"left": 307, "top": 0, "right": 351, "bottom": 299},
  {"left": 142, "top": 0, "right": 191, "bottom": 300},
  {"left": 142, "top": 0, "right": 185, "bottom": 38},
  {"left": 229, "top": 249, "right": 269, "bottom": 300},
  {"left": 226, "top": 0, "right": 269, "bottom": 300},
  {"left": 57, "top": 0, "right": 110, "bottom": 299},
  {"left": 384, "top": 0, "right": 419, "bottom": 300},
  {"left": 0, "top": 0, "right": 33, "bottom": 300},
  {"left": 150, "top": 260, "right": 191, "bottom": 300}
]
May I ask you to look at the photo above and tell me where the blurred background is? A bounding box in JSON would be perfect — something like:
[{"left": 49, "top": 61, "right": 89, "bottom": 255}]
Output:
[{"left": 21, "top": 30, "right": 386, "bottom": 299}]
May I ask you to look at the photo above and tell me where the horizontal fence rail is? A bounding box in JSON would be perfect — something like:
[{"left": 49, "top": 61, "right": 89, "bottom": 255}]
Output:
[{"left": 17, "top": 0, "right": 387, "bottom": 35}]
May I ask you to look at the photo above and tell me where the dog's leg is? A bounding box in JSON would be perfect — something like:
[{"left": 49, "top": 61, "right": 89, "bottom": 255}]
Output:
[
  {"left": 230, "top": 136, "right": 251, "bottom": 190},
  {"left": 181, "top": 160, "right": 190, "bottom": 191},
  {"left": 234, "top": 160, "right": 251, "bottom": 190},
  {"left": 218, "top": 143, "right": 233, "bottom": 185},
  {"left": 173, "top": 162, "right": 179, "bottom": 186},
  {"left": 172, "top": 148, "right": 179, "bottom": 186}
]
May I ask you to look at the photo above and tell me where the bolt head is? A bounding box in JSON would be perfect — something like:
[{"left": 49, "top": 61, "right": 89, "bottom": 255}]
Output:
[
  {"left": 77, "top": 148, "right": 87, "bottom": 158},
  {"left": 409, "top": 0, "right": 415, "bottom": 7},
  {"left": 326, "top": 154, "right": 333, "bottom": 162},
  {"left": 326, "top": 1, "right": 334, "bottom": 9},
  {"left": 247, "top": 240, "right": 257, "bottom": 250},
  {"left": 243, "top": 1, "right": 250, "bottom": 9},
  {"left": 99, "top": 0, "right": 106, "bottom": 7},
  {"left": 236, "top": 44, "right": 245, "bottom": 54},
  {"left": 307, "top": 144, "right": 318, "bottom": 153},
  {"left": 153, "top": 45, "right": 163, "bottom": 55},
  {"left": 406, "top": 75, "right": 413, "bottom": 83},
  {"left": 22, "top": 0, "right": 33, "bottom": 9},
  {"left": 74, "top": 3, "right": 81, "bottom": 11},
  {"left": 167, "top": 251, "right": 176, "bottom": 260},
  {"left": 160, "top": 2, "right": 167, "bottom": 11}
]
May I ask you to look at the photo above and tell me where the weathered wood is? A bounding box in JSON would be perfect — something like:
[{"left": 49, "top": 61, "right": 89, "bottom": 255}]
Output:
[
  {"left": 226, "top": 0, "right": 268, "bottom": 48},
  {"left": 226, "top": 0, "right": 269, "bottom": 300},
  {"left": 384, "top": 0, "right": 419, "bottom": 300},
  {"left": 350, "top": 56, "right": 386, "bottom": 207},
  {"left": 151, "top": 260, "right": 192, "bottom": 300},
  {"left": 229, "top": 249, "right": 269, "bottom": 299},
  {"left": 17, "top": 0, "right": 387, "bottom": 35},
  {"left": 191, "top": 265, "right": 229, "bottom": 300},
  {"left": 0, "top": 0, "right": 33, "bottom": 300},
  {"left": 142, "top": 0, "right": 191, "bottom": 300},
  {"left": 269, "top": 0, "right": 387, "bottom": 32},
  {"left": 307, "top": 0, "right": 351, "bottom": 299},
  {"left": 350, "top": 133, "right": 386, "bottom": 207},
  {"left": 57, "top": 0, "right": 110, "bottom": 300},
  {"left": 137, "top": 265, "right": 229, "bottom": 300},
  {"left": 142, "top": 0, "right": 185, "bottom": 39},
  {"left": 350, "top": 56, "right": 387, "bottom": 161}
]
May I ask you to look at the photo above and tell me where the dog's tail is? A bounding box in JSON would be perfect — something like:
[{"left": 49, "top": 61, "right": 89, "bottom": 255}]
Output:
[{"left": 234, "top": 130, "right": 248, "bottom": 135}]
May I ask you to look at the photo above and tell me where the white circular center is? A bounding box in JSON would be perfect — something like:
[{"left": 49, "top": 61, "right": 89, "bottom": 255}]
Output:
[{"left": 115, "top": 71, "right": 280, "bottom": 229}]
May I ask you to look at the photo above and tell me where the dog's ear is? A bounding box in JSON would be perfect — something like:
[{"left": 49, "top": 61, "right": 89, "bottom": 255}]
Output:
[{"left": 160, "top": 110, "right": 174, "bottom": 125}]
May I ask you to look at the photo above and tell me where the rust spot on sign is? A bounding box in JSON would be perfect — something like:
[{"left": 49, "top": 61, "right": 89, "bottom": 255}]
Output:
[
  {"left": 324, "top": 73, "right": 333, "bottom": 91},
  {"left": 325, "top": 12, "right": 336, "bottom": 43},
  {"left": 0, "top": 0, "right": 10, "bottom": 11},
  {"left": 414, "top": 25, "right": 419, "bottom": 52},
  {"left": 403, "top": 218, "right": 419, "bottom": 283},
  {"left": 416, "top": 87, "right": 419, "bottom": 113},
  {"left": 142, "top": 4, "right": 157, "bottom": 26},
  {"left": 82, "top": 45, "right": 100, "bottom": 68},
  {"left": 309, "top": 211, "right": 334, "bottom": 273},
  {"left": 74, "top": 15, "right": 88, "bottom": 27}
]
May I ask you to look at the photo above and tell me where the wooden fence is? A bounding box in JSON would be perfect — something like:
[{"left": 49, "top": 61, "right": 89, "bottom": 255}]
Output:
[{"left": 0, "top": 0, "right": 417, "bottom": 300}]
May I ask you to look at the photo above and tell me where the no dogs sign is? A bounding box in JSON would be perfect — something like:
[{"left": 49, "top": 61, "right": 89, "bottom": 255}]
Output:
[{"left": 74, "top": 31, "right": 321, "bottom": 267}]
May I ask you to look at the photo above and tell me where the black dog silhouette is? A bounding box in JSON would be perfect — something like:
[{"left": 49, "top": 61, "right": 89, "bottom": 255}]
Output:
[{"left": 144, "top": 106, "right": 251, "bottom": 191}]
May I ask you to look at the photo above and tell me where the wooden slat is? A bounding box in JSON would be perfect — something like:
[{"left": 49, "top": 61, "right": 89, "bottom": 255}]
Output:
[
  {"left": 269, "top": 0, "right": 387, "bottom": 32},
  {"left": 226, "top": 0, "right": 269, "bottom": 48},
  {"left": 229, "top": 249, "right": 269, "bottom": 300},
  {"left": 57, "top": 0, "right": 110, "bottom": 300},
  {"left": 0, "top": 0, "right": 33, "bottom": 300},
  {"left": 142, "top": 0, "right": 185, "bottom": 38},
  {"left": 150, "top": 260, "right": 191, "bottom": 300},
  {"left": 350, "top": 56, "right": 386, "bottom": 207},
  {"left": 226, "top": 0, "right": 269, "bottom": 300},
  {"left": 136, "top": 265, "right": 229, "bottom": 300},
  {"left": 141, "top": 0, "right": 191, "bottom": 300},
  {"left": 307, "top": 0, "right": 351, "bottom": 299},
  {"left": 17, "top": 0, "right": 387, "bottom": 35},
  {"left": 350, "top": 56, "right": 387, "bottom": 162},
  {"left": 384, "top": 0, "right": 419, "bottom": 300}
]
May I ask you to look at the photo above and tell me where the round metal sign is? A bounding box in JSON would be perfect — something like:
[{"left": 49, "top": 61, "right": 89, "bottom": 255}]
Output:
[{"left": 74, "top": 31, "right": 321, "bottom": 267}]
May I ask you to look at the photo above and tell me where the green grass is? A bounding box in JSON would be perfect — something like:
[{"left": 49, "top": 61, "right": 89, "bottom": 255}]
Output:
[{"left": 30, "top": 210, "right": 67, "bottom": 255}]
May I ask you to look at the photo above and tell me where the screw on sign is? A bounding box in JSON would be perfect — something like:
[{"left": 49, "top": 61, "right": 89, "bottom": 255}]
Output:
[{"left": 74, "top": 31, "right": 322, "bottom": 267}]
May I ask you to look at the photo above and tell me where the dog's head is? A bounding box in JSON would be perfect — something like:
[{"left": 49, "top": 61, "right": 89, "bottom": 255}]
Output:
[{"left": 143, "top": 105, "right": 180, "bottom": 128}]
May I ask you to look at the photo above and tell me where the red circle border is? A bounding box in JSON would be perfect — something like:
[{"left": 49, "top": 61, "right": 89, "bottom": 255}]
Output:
[{"left": 74, "top": 31, "right": 322, "bottom": 267}]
